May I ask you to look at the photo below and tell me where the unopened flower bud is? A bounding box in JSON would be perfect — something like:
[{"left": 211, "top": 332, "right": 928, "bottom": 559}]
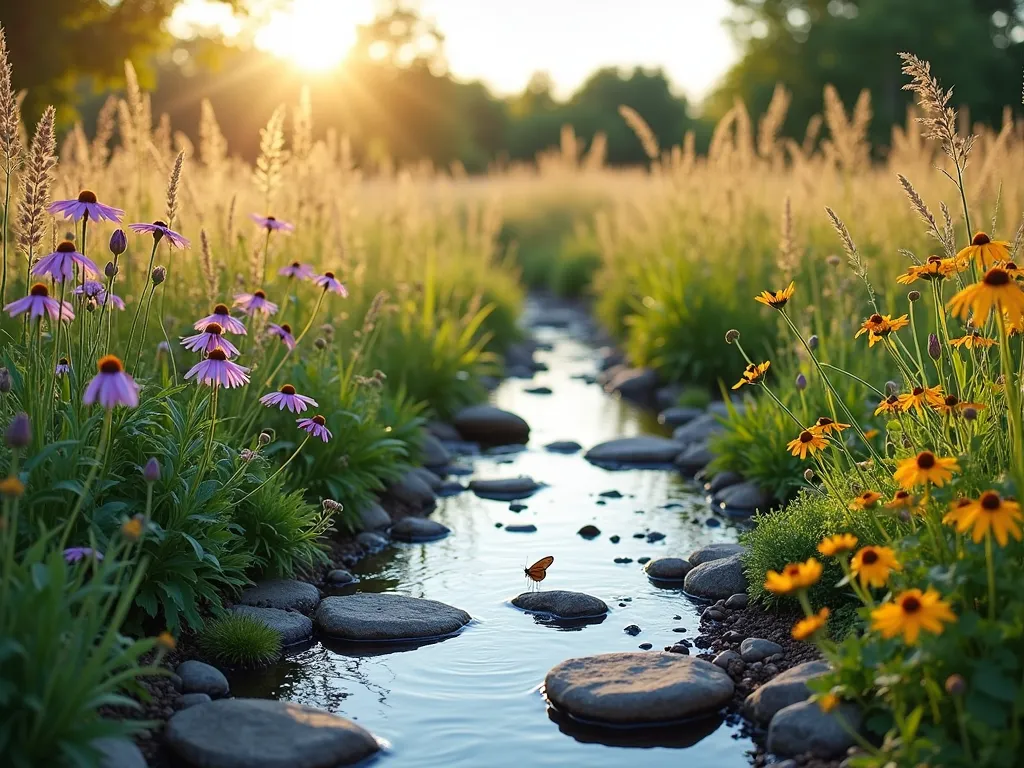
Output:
[
  {"left": 0, "top": 367, "right": 11, "bottom": 393},
  {"left": 322, "top": 499, "right": 344, "bottom": 513},
  {"left": 152, "top": 266, "right": 166, "bottom": 285},
  {"left": 928, "top": 333, "right": 941, "bottom": 361},
  {"left": 725, "top": 329, "right": 740, "bottom": 344},
  {"left": 945, "top": 674, "right": 966, "bottom": 696},
  {"left": 795, "top": 373, "right": 807, "bottom": 390},
  {"left": 320, "top": 323, "right": 335, "bottom": 340},
  {"left": 109, "top": 229, "right": 127, "bottom": 256},
  {"left": 240, "top": 448, "right": 255, "bottom": 462},
  {"left": 258, "top": 432, "right": 272, "bottom": 446},
  {"left": 5, "top": 413, "right": 31, "bottom": 449},
  {"left": 885, "top": 380, "right": 900, "bottom": 396},
  {"left": 803, "top": 468, "right": 815, "bottom": 482},
  {"left": 826, "top": 254, "right": 841, "bottom": 267},
  {"left": 963, "top": 407, "right": 978, "bottom": 421},
  {"left": 808, "top": 335, "right": 819, "bottom": 351},
  {"left": 157, "top": 341, "right": 169, "bottom": 355},
  {"left": 143, "top": 457, "right": 161, "bottom": 483},
  {"left": 86, "top": 298, "right": 97, "bottom": 312},
  {"left": 908, "top": 290, "right": 921, "bottom": 302},
  {"left": 314, "top": 337, "right": 327, "bottom": 350},
  {"left": 105, "top": 261, "right": 118, "bottom": 278}
]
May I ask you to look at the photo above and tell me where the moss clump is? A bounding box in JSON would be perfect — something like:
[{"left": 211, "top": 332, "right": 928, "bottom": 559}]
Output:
[{"left": 198, "top": 613, "right": 282, "bottom": 668}]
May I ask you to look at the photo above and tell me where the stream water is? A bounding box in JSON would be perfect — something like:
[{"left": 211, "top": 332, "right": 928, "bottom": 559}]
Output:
[{"left": 231, "top": 302, "right": 754, "bottom": 767}]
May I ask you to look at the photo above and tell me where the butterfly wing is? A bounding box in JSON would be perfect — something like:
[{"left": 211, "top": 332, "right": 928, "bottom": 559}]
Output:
[{"left": 526, "top": 555, "right": 554, "bottom": 581}]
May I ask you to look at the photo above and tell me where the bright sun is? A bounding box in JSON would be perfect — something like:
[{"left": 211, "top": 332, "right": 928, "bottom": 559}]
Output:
[{"left": 253, "top": 0, "right": 376, "bottom": 72}]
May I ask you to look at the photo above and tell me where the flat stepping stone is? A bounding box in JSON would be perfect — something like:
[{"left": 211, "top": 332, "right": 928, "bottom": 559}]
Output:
[
  {"left": 545, "top": 440, "right": 582, "bottom": 453},
  {"left": 238, "top": 579, "right": 321, "bottom": 615},
  {"left": 230, "top": 605, "right": 313, "bottom": 647},
  {"left": 390, "top": 516, "right": 450, "bottom": 542},
  {"left": 584, "top": 436, "right": 684, "bottom": 466},
  {"left": 176, "top": 660, "right": 229, "bottom": 698},
  {"left": 469, "top": 476, "right": 540, "bottom": 500},
  {"left": 745, "top": 660, "right": 830, "bottom": 725},
  {"left": 683, "top": 554, "right": 748, "bottom": 599},
  {"left": 708, "top": 471, "right": 743, "bottom": 494},
  {"left": 688, "top": 542, "right": 746, "bottom": 567},
  {"left": 545, "top": 652, "right": 733, "bottom": 725},
  {"left": 92, "top": 737, "right": 147, "bottom": 768},
  {"left": 315, "top": 593, "right": 471, "bottom": 641},
  {"left": 513, "top": 590, "right": 608, "bottom": 619},
  {"left": 644, "top": 557, "right": 692, "bottom": 582},
  {"left": 454, "top": 404, "right": 530, "bottom": 445},
  {"left": 767, "top": 699, "right": 862, "bottom": 759},
  {"left": 505, "top": 524, "right": 537, "bottom": 533},
  {"left": 166, "top": 698, "right": 379, "bottom": 768}
]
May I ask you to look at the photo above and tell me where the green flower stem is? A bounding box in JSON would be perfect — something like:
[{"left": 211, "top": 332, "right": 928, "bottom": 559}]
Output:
[
  {"left": 198, "top": 386, "right": 219, "bottom": 481},
  {"left": 77, "top": 218, "right": 89, "bottom": 395},
  {"left": 953, "top": 694, "right": 974, "bottom": 762},
  {"left": 0, "top": 170, "right": 10, "bottom": 307},
  {"left": 908, "top": 299, "right": 927, "bottom": 382},
  {"left": 236, "top": 434, "right": 311, "bottom": 505},
  {"left": 123, "top": 238, "right": 159, "bottom": 365},
  {"left": 819, "top": 364, "right": 886, "bottom": 397},
  {"left": 132, "top": 281, "right": 159, "bottom": 374},
  {"left": 258, "top": 287, "right": 326, "bottom": 392},
  {"left": 985, "top": 532, "right": 997, "bottom": 621},
  {"left": 0, "top": 451, "right": 20, "bottom": 611},
  {"left": 996, "top": 313, "right": 1024, "bottom": 486},
  {"left": 58, "top": 409, "right": 112, "bottom": 550}
]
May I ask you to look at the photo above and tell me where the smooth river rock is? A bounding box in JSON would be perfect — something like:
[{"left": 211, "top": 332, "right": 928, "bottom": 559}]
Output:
[
  {"left": 390, "top": 516, "right": 451, "bottom": 542},
  {"left": 420, "top": 433, "right": 451, "bottom": 468},
  {"left": 356, "top": 502, "right": 391, "bottom": 532},
  {"left": 409, "top": 467, "right": 443, "bottom": 491},
  {"left": 93, "top": 737, "right": 147, "bottom": 768},
  {"left": 715, "top": 481, "right": 772, "bottom": 512},
  {"left": 176, "top": 660, "right": 230, "bottom": 699},
  {"left": 166, "top": 698, "right": 379, "bottom": 768},
  {"left": 644, "top": 557, "right": 692, "bottom": 582},
  {"left": 603, "top": 367, "right": 659, "bottom": 404},
  {"left": 230, "top": 605, "right": 313, "bottom": 647},
  {"left": 745, "top": 660, "right": 831, "bottom": 725},
  {"left": 684, "top": 554, "right": 748, "bottom": 599},
  {"left": 688, "top": 542, "right": 746, "bottom": 567},
  {"left": 238, "top": 579, "right": 321, "bottom": 615},
  {"left": 469, "top": 476, "right": 541, "bottom": 500},
  {"left": 740, "top": 637, "right": 783, "bottom": 662},
  {"left": 544, "top": 652, "right": 734, "bottom": 725},
  {"left": 584, "top": 436, "right": 685, "bottom": 466},
  {"left": 512, "top": 590, "right": 609, "bottom": 619},
  {"left": 767, "top": 699, "right": 862, "bottom": 758},
  {"left": 658, "top": 406, "right": 704, "bottom": 427},
  {"left": 315, "top": 593, "right": 471, "bottom": 641},
  {"left": 545, "top": 440, "right": 582, "bottom": 454},
  {"left": 675, "top": 442, "right": 714, "bottom": 474},
  {"left": 453, "top": 404, "right": 530, "bottom": 445},
  {"left": 387, "top": 470, "right": 437, "bottom": 510},
  {"left": 672, "top": 414, "right": 724, "bottom": 445}
]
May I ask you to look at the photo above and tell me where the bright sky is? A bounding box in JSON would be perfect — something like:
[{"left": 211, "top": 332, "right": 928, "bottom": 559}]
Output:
[{"left": 169, "top": 0, "right": 738, "bottom": 100}]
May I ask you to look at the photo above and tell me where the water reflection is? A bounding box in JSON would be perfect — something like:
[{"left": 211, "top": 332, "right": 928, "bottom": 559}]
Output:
[{"left": 547, "top": 705, "right": 727, "bottom": 749}]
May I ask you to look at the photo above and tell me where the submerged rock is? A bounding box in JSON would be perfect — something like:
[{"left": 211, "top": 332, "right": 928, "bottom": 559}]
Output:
[
  {"left": 512, "top": 590, "right": 608, "bottom": 619},
  {"left": 355, "top": 531, "right": 389, "bottom": 554},
  {"left": 315, "top": 594, "right": 471, "bottom": 641},
  {"left": 684, "top": 554, "right": 748, "bottom": 599},
  {"left": 230, "top": 605, "right": 313, "bottom": 647},
  {"left": 505, "top": 524, "right": 538, "bottom": 533},
  {"left": 453, "top": 405, "right": 530, "bottom": 445},
  {"left": 238, "top": 579, "right": 321, "bottom": 615},
  {"left": 672, "top": 414, "right": 723, "bottom": 445},
  {"left": 166, "top": 698, "right": 380, "bottom": 768},
  {"left": 603, "top": 367, "right": 659, "bottom": 404},
  {"left": 675, "top": 442, "right": 714, "bottom": 475},
  {"left": 577, "top": 524, "right": 601, "bottom": 539},
  {"left": 544, "top": 652, "right": 733, "bottom": 725},
  {"left": 390, "top": 517, "right": 451, "bottom": 543},
  {"left": 585, "top": 436, "right": 684, "bottom": 466}
]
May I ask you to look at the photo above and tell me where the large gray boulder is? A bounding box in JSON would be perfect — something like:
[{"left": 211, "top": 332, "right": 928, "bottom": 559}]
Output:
[
  {"left": 745, "top": 660, "right": 831, "bottom": 725},
  {"left": 453, "top": 405, "right": 530, "bottom": 445},
  {"left": 512, "top": 590, "right": 608, "bottom": 619},
  {"left": 238, "top": 579, "right": 321, "bottom": 615},
  {"left": 767, "top": 699, "right": 861, "bottom": 758},
  {"left": 315, "top": 593, "right": 471, "bottom": 641},
  {"left": 166, "top": 698, "right": 379, "bottom": 768},
  {"left": 585, "top": 436, "right": 684, "bottom": 466},
  {"left": 545, "top": 652, "right": 733, "bottom": 725},
  {"left": 230, "top": 605, "right": 313, "bottom": 647},
  {"left": 684, "top": 554, "right": 748, "bottom": 599},
  {"left": 688, "top": 542, "right": 746, "bottom": 567}
]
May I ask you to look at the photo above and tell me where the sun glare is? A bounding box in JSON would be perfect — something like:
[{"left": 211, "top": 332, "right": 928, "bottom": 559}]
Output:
[{"left": 253, "top": 0, "right": 376, "bottom": 72}]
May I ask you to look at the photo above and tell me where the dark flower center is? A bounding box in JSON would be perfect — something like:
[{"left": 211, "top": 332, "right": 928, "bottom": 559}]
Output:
[
  {"left": 817, "top": 417, "right": 834, "bottom": 426},
  {"left": 291, "top": 261, "right": 300, "bottom": 268},
  {"left": 254, "top": 290, "right": 266, "bottom": 299},
  {"left": 861, "top": 492, "right": 874, "bottom": 501},
  {"left": 208, "top": 349, "right": 228, "bottom": 361},
  {"left": 205, "top": 323, "right": 223, "bottom": 335},
  {"left": 78, "top": 190, "right": 98, "bottom": 203},
  {"left": 799, "top": 430, "right": 814, "bottom": 443},
  {"left": 912, "top": 387, "right": 924, "bottom": 396},
  {"left": 980, "top": 492, "right": 1001, "bottom": 511},
  {"left": 869, "top": 313, "right": 883, "bottom": 324},
  {"left": 98, "top": 355, "right": 123, "bottom": 373},
  {"left": 944, "top": 395, "right": 958, "bottom": 407},
  {"left": 281, "top": 384, "right": 296, "bottom": 395},
  {"left": 861, "top": 549, "right": 879, "bottom": 565},
  {"left": 972, "top": 232, "right": 991, "bottom": 246},
  {"left": 312, "top": 415, "right": 326, "bottom": 426},
  {"left": 56, "top": 240, "right": 77, "bottom": 253},
  {"left": 1006, "top": 262, "right": 1018, "bottom": 270},
  {"left": 917, "top": 452, "right": 936, "bottom": 469},
  {"left": 280, "top": 323, "right": 292, "bottom": 333},
  {"left": 784, "top": 565, "right": 801, "bottom": 577},
  {"left": 901, "top": 596, "right": 922, "bottom": 614},
  {"left": 984, "top": 268, "right": 1010, "bottom": 287},
  {"left": 895, "top": 491, "right": 910, "bottom": 500},
  {"left": 29, "top": 283, "right": 49, "bottom": 296},
  {"left": 267, "top": 216, "right": 276, "bottom": 221},
  {"left": 324, "top": 271, "right": 335, "bottom": 279},
  {"left": 152, "top": 220, "right": 167, "bottom": 228},
  {"left": 886, "top": 395, "right": 899, "bottom": 405},
  {"left": 927, "top": 255, "right": 942, "bottom": 264},
  {"left": 954, "top": 499, "right": 971, "bottom": 509},
  {"left": 59, "top": 357, "right": 68, "bottom": 365},
  {"left": 214, "top": 304, "right": 229, "bottom": 315}
]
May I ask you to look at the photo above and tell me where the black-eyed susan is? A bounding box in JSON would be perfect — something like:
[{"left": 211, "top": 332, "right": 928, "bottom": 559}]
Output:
[
  {"left": 792, "top": 607, "right": 830, "bottom": 641},
  {"left": 893, "top": 451, "right": 959, "bottom": 489},
  {"left": 0, "top": 476, "right": 24, "bottom": 497},
  {"left": 956, "top": 231, "right": 1011, "bottom": 269},
  {"left": 1004, "top": 261, "right": 1023, "bottom": 279},
  {"left": 787, "top": 429, "right": 829, "bottom": 459},
  {"left": 949, "top": 331, "right": 997, "bottom": 349},
  {"left": 898, "top": 385, "right": 944, "bottom": 413},
  {"left": 121, "top": 516, "right": 143, "bottom": 541},
  {"left": 848, "top": 490, "right": 882, "bottom": 510},
  {"left": 817, "top": 533, "right": 858, "bottom": 557},
  {"left": 948, "top": 267, "right": 1024, "bottom": 324},
  {"left": 870, "top": 588, "right": 956, "bottom": 645},
  {"left": 850, "top": 545, "right": 901, "bottom": 588},
  {"left": 874, "top": 395, "right": 901, "bottom": 415},
  {"left": 764, "top": 558, "right": 823, "bottom": 594},
  {"left": 157, "top": 631, "right": 176, "bottom": 651},
  {"left": 961, "top": 491, "right": 1023, "bottom": 546},
  {"left": 754, "top": 282, "right": 796, "bottom": 309},
  {"left": 933, "top": 394, "right": 986, "bottom": 416},
  {"left": 855, "top": 313, "right": 910, "bottom": 346},
  {"left": 732, "top": 361, "right": 770, "bottom": 390},
  {"left": 884, "top": 490, "right": 917, "bottom": 509},
  {"left": 817, "top": 693, "right": 840, "bottom": 713},
  {"left": 812, "top": 416, "right": 851, "bottom": 435},
  {"left": 895, "top": 255, "right": 961, "bottom": 284},
  {"left": 943, "top": 498, "right": 974, "bottom": 529}
]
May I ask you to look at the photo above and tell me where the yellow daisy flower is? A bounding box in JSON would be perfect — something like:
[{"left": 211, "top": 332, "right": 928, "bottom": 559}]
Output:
[
  {"left": 754, "top": 282, "right": 796, "bottom": 310},
  {"left": 863, "top": 428, "right": 880, "bottom": 440},
  {"left": 0, "top": 476, "right": 25, "bottom": 498},
  {"left": 947, "top": 267, "right": 1024, "bottom": 325},
  {"left": 855, "top": 313, "right": 910, "bottom": 346},
  {"left": 817, "top": 533, "right": 858, "bottom": 557},
  {"left": 898, "top": 385, "right": 944, "bottom": 412},
  {"left": 733, "top": 361, "right": 771, "bottom": 390},
  {"left": 949, "top": 331, "right": 997, "bottom": 349},
  {"left": 764, "top": 558, "right": 823, "bottom": 594},
  {"left": 817, "top": 693, "right": 840, "bottom": 712},
  {"left": 956, "top": 231, "right": 1011, "bottom": 269},
  {"left": 943, "top": 498, "right": 975, "bottom": 529},
  {"left": 870, "top": 588, "right": 956, "bottom": 645},
  {"left": 121, "top": 517, "right": 143, "bottom": 541},
  {"left": 961, "top": 491, "right": 1023, "bottom": 547},
  {"left": 1004, "top": 260, "right": 1023, "bottom": 279},
  {"left": 893, "top": 451, "right": 959, "bottom": 489},
  {"left": 874, "top": 395, "right": 901, "bottom": 415},
  {"left": 895, "top": 255, "right": 962, "bottom": 284},
  {"left": 787, "top": 429, "right": 829, "bottom": 460},
  {"left": 157, "top": 631, "right": 177, "bottom": 651},
  {"left": 849, "top": 490, "right": 882, "bottom": 510},
  {"left": 933, "top": 394, "right": 986, "bottom": 416},
  {"left": 850, "top": 545, "right": 901, "bottom": 589},
  {"left": 792, "top": 607, "right": 830, "bottom": 641},
  {"left": 812, "top": 416, "right": 851, "bottom": 435},
  {"left": 884, "top": 490, "right": 917, "bottom": 509}
]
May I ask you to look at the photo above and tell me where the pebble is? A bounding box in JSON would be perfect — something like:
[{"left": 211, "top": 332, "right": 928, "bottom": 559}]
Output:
[
  {"left": 644, "top": 557, "right": 691, "bottom": 582},
  {"left": 666, "top": 643, "right": 689, "bottom": 655},
  {"left": 688, "top": 542, "right": 747, "bottom": 567},
  {"left": 703, "top": 608, "right": 726, "bottom": 621},
  {"left": 646, "top": 531, "right": 666, "bottom": 543},
  {"left": 390, "top": 517, "right": 451, "bottom": 543},
  {"left": 637, "top": 556, "right": 651, "bottom": 564},
  {"left": 684, "top": 554, "right": 748, "bottom": 599},
  {"left": 613, "top": 557, "right": 634, "bottom": 564},
  {"left": 725, "top": 593, "right": 749, "bottom": 609},
  {"left": 325, "top": 569, "right": 356, "bottom": 586},
  {"left": 176, "top": 660, "right": 230, "bottom": 699},
  {"left": 355, "top": 531, "right": 389, "bottom": 554},
  {"left": 469, "top": 476, "right": 541, "bottom": 500},
  {"left": 639, "top": 643, "right": 653, "bottom": 650},
  {"left": 740, "top": 637, "right": 784, "bottom": 663},
  {"left": 672, "top": 627, "right": 687, "bottom": 633},
  {"left": 623, "top": 624, "right": 641, "bottom": 636},
  {"left": 632, "top": 533, "right": 645, "bottom": 539},
  {"left": 599, "top": 490, "right": 624, "bottom": 499},
  {"left": 509, "top": 503, "right": 527, "bottom": 512},
  {"left": 524, "top": 386, "right": 553, "bottom": 395},
  {"left": 577, "top": 524, "right": 601, "bottom": 538},
  {"left": 545, "top": 440, "right": 582, "bottom": 453},
  {"left": 705, "top": 518, "right": 721, "bottom": 527},
  {"left": 453, "top": 404, "right": 530, "bottom": 445},
  {"left": 713, "top": 650, "right": 742, "bottom": 669},
  {"left": 609, "top": 535, "right": 621, "bottom": 543},
  {"left": 505, "top": 524, "right": 537, "bottom": 533}
]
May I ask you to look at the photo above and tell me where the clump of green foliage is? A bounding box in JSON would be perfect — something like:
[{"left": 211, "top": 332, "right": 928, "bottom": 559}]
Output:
[{"left": 198, "top": 613, "right": 283, "bottom": 668}]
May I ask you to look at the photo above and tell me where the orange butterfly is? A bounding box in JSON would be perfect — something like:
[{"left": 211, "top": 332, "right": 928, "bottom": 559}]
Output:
[{"left": 524, "top": 556, "right": 554, "bottom": 590}]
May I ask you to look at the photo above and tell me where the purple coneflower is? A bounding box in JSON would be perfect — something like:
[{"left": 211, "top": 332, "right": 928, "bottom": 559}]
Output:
[
  {"left": 32, "top": 241, "right": 100, "bottom": 282},
  {"left": 278, "top": 261, "right": 314, "bottom": 280},
  {"left": 180, "top": 322, "right": 240, "bottom": 357},
  {"left": 313, "top": 271, "right": 348, "bottom": 297},
  {"left": 250, "top": 214, "right": 294, "bottom": 233},
  {"left": 195, "top": 304, "right": 247, "bottom": 335},
  {"left": 234, "top": 289, "right": 279, "bottom": 317},
  {"left": 48, "top": 190, "right": 124, "bottom": 223},
  {"left": 260, "top": 384, "right": 318, "bottom": 414},
  {"left": 63, "top": 546, "right": 103, "bottom": 563},
  {"left": 129, "top": 220, "right": 190, "bottom": 249},
  {"left": 103, "top": 291, "right": 126, "bottom": 311},
  {"left": 4, "top": 283, "right": 75, "bottom": 323},
  {"left": 267, "top": 322, "right": 296, "bottom": 350},
  {"left": 83, "top": 355, "right": 140, "bottom": 408},
  {"left": 185, "top": 348, "right": 250, "bottom": 389},
  {"left": 72, "top": 280, "right": 126, "bottom": 311},
  {"left": 55, "top": 357, "right": 70, "bottom": 376},
  {"left": 297, "top": 414, "right": 332, "bottom": 442}
]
